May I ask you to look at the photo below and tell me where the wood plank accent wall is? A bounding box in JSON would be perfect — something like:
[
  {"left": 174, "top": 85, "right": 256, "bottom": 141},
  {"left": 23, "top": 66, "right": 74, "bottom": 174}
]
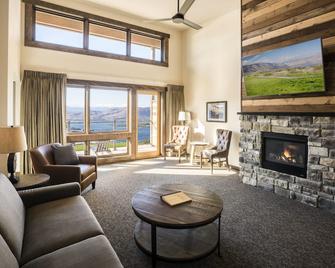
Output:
[{"left": 241, "top": 0, "right": 335, "bottom": 113}]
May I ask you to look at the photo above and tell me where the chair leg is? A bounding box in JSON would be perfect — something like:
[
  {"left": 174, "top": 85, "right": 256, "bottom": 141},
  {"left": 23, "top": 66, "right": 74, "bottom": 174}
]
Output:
[
  {"left": 226, "top": 158, "right": 230, "bottom": 170},
  {"left": 92, "top": 181, "right": 96, "bottom": 190},
  {"left": 211, "top": 157, "right": 214, "bottom": 174},
  {"left": 178, "top": 149, "right": 181, "bottom": 163},
  {"left": 164, "top": 147, "right": 166, "bottom": 160},
  {"left": 200, "top": 153, "right": 203, "bottom": 169}
]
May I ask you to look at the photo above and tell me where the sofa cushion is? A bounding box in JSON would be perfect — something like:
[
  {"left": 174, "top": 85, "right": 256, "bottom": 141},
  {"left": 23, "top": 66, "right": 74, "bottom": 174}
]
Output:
[
  {"left": 21, "top": 196, "right": 104, "bottom": 265},
  {"left": 0, "top": 174, "right": 25, "bottom": 261},
  {"left": 51, "top": 144, "right": 79, "bottom": 165},
  {"left": 0, "top": 235, "right": 19, "bottom": 268},
  {"left": 22, "top": 235, "right": 123, "bottom": 268},
  {"left": 79, "top": 164, "right": 96, "bottom": 180}
]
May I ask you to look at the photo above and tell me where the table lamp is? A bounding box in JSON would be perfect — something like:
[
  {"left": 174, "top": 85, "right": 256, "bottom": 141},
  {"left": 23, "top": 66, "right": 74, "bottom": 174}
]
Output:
[
  {"left": 178, "top": 111, "right": 191, "bottom": 125},
  {"left": 0, "top": 126, "right": 27, "bottom": 183}
]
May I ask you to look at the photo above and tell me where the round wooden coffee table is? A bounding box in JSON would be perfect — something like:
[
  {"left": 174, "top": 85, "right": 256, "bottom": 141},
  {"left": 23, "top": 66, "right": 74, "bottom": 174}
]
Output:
[{"left": 132, "top": 184, "right": 223, "bottom": 267}]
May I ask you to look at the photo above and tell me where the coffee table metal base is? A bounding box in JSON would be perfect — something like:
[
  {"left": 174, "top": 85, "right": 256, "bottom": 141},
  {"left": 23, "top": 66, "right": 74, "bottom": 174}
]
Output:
[{"left": 134, "top": 220, "right": 220, "bottom": 265}]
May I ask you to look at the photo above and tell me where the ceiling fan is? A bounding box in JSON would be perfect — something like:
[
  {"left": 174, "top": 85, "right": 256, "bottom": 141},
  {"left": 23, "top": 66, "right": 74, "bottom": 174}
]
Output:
[{"left": 147, "top": 0, "right": 202, "bottom": 30}]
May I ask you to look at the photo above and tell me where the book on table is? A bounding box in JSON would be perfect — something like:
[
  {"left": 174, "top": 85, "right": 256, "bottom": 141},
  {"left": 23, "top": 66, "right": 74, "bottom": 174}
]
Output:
[{"left": 161, "top": 191, "right": 192, "bottom": 207}]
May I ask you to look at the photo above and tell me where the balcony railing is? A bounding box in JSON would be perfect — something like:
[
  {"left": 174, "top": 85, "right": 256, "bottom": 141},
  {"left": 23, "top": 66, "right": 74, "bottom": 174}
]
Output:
[{"left": 66, "top": 118, "right": 151, "bottom": 144}]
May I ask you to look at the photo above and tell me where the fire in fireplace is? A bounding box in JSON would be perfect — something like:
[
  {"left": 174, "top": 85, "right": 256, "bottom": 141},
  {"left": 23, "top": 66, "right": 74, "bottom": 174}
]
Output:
[{"left": 261, "top": 132, "right": 308, "bottom": 178}]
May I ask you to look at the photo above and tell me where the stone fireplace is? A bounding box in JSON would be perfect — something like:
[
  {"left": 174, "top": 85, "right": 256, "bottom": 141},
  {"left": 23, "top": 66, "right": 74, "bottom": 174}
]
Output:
[{"left": 239, "top": 115, "right": 335, "bottom": 212}]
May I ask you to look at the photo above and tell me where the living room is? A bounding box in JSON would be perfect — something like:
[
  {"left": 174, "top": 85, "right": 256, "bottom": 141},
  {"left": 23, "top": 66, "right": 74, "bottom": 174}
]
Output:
[{"left": 0, "top": 0, "right": 335, "bottom": 267}]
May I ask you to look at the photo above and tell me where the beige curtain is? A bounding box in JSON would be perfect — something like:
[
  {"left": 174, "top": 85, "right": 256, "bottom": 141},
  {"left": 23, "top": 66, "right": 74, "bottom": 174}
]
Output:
[
  {"left": 21, "top": 70, "right": 66, "bottom": 173},
  {"left": 166, "top": 84, "right": 185, "bottom": 141}
]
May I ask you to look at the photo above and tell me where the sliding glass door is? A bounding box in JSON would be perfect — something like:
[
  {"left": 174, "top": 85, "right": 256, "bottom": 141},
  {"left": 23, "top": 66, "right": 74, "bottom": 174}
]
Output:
[
  {"left": 136, "top": 90, "right": 160, "bottom": 157},
  {"left": 66, "top": 82, "right": 162, "bottom": 162}
]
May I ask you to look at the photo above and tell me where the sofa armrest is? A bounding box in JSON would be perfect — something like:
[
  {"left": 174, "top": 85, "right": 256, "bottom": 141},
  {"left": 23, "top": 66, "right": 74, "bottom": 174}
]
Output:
[
  {"left": 19, "top": 182, "right": 81, "bottom": 208},
  {"left": 79, "top": 155, "right": 97, "bottom": 166},
  {"left": 42, "top": 165, "right": 81, "bottom": 184}
]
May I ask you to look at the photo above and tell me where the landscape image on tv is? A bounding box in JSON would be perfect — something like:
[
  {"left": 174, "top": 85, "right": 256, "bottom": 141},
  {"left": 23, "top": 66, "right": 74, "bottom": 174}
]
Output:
[{"left": 242, "top": 38, "right": 325, "bottom": 97}]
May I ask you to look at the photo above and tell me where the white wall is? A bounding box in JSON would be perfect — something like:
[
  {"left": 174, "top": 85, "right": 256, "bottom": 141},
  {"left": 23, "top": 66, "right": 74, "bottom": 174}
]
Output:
[
  {"left": 182, "top": 5, "right": 241, "bottom": 167},
  {"left": 17, "top": 0, "right": 242, "bottom": 169},
  {"left": 0, "top": 1, "right": 9, "bottom": 128},
  {"left": 21, "top": 0, "right": 183, "bottom": 86},
  {"left": 0, "top": 0, "right": 21, "bottom": 173}
]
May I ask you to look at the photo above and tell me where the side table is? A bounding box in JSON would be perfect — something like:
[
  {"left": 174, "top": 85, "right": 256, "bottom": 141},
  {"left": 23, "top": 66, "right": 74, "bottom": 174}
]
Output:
[
  {"left": 189, "top": 141, "right": 209, "bottom": 165},
  {"left": 13, "top": 174, "right": 50, "bottom": 191}
]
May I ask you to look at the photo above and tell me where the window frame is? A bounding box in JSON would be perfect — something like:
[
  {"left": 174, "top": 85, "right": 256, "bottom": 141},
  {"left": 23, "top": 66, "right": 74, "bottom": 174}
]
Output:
[
  {"left": 24, "top": 0, "right": 170, "bottom": 67},
  {"left": 88, "top": 21, "right": 128, "bottom": 56},
  {"left": 66, "top": 84, "right": 131, "bottom": 135},
  {"left": 130, "top": 31, "right": 163, "bottom": 61},
  {"left": 65, "top": 79, "right": 166, "bottom": 162}
]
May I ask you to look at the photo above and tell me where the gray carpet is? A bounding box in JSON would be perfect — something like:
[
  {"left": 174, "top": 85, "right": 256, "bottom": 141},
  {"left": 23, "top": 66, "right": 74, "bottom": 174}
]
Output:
[{"left": 83, "top": 158, "right": 335, "bottom": 268}]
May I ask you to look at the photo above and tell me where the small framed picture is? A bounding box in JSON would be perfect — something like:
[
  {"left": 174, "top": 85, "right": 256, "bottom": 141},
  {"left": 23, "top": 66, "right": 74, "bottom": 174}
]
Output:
[{"left": 206, "top": 101, "right": 227, "bottom": 122}]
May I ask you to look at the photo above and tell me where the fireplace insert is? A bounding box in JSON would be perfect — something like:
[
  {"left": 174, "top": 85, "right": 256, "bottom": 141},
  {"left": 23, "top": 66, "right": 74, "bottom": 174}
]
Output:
[{"left": 261, "top": 132, "right": 308, "bottom": 178}]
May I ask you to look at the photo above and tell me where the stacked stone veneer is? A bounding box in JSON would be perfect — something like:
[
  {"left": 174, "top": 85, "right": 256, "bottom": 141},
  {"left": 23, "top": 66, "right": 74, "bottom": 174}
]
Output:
[{"left": 239, "top": 115, "right": 335, "bottom": 213}]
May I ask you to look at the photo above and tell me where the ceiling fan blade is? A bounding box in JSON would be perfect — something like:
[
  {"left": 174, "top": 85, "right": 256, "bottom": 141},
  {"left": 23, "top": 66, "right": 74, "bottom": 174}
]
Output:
[
  {"left": 179, "top": 0, "right": 195, "bottom": 15},
  {"left": 183, "top": 19, "right": 202, "bottom": 30},
  {"left": 144, "top": 18, "right": 172, "bottom": 22}
]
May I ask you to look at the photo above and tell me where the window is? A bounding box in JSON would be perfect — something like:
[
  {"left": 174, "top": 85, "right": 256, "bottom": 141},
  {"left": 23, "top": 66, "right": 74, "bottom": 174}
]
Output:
[
  {"left": 71, "top": 142, "right": 86, "bottom": 155},
  {"left": 137, "top": 92, "right": 160, "bottom": 154},
  {"left": 66, "top": 86, "right": 85, "bottom": 133},
  {"left": 90, "top": 139, "right": 129, "bottom": 156},
  {"left": 25, "top": 1, "right": 169, "bottom": 66},
  {"left": 89, "top": 23, "right": 127, "bottom": 55},
  {"left": 90, "top": 88, "right": 128, "bottom": 132},
  {"left": 65, "top": 79, "right": 164, "bottom": 161},
  {"left": 131, "top": 33, "right": 161, "bottom": 61},
  {"left": 35, "top": 10, "right": 83, "bottom": 48}
]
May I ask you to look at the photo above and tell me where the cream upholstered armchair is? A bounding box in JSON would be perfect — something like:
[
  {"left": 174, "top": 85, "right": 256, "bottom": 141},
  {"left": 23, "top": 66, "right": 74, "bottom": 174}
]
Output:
[
  {"left": 200, "top": 129, "right": 232, "bottom": 174},
  {"left": 164, "top": 125, "right": 189, "bottom": 163}
]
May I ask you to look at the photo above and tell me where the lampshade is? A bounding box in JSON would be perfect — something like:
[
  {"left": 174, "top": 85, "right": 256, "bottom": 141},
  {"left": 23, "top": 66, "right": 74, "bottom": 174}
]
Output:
[
  {"left": 178, "top": 111, "right": 191, "bottom": 121},
  {"left": 178, "top": 111, "right": 186, "bottom": 121},
  {"left": 185, "top": 112, "right": 191, "bottom": 121},
  {"left": 0, "top": 126, "right": 27, "bottom": 154}
]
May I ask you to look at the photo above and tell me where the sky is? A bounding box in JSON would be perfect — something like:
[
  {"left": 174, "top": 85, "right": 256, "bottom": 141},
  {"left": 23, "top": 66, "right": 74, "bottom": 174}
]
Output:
[
  {"left": 35, "top": 24, "right": 161, "bottom": 59},
  {"left": 242, "top": 38, "right": 323, "bottom": 65},
  {"left": 35, "top": 24, "right": 160, "bottom": 108},
  {"left": 66, "top": 87, "right": 154, "bottom": 108}
]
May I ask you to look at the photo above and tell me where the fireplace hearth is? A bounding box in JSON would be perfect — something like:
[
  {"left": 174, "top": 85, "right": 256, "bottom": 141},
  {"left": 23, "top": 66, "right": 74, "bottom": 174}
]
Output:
[{"left": 261, "top": 132, "right": 308, "bottom": 178}]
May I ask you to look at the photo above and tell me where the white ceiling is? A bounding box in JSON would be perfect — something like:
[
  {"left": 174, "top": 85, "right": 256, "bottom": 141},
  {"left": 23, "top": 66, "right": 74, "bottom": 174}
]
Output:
[{"left": 76, "top": 0, "right": 237, "bottom": 30}]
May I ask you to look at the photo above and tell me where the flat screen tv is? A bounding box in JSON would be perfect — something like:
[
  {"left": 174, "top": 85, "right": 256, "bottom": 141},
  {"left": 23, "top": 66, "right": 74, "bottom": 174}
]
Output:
[{"left": 242, "top": 38, "right": 326, "bottom": 97}]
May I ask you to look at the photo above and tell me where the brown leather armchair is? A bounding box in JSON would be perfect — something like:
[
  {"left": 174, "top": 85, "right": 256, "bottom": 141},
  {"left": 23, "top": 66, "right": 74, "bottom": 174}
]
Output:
[{"left": 30, "top": 144, "right": 97, "bottom": 191}]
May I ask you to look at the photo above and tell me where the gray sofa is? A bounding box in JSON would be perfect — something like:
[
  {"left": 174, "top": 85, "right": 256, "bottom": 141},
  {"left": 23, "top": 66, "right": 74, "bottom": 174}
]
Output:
[{"left": 0, "top": 173, "right": 123, "bottom": 268}]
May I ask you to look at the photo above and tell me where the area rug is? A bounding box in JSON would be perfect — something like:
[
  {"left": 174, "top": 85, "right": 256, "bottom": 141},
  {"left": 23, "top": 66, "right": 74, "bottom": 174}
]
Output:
[{"left": 84, "top": 158, "right": 335, "bottom": 268}]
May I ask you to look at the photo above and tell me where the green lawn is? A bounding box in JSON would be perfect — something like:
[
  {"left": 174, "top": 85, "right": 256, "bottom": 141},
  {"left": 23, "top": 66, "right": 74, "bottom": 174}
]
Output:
[
  {"left": 245, "top": 70, "right": 325, "bottom": 97},
  {"left": 73, "top": 140, "right": 151, "bottom": 152}
]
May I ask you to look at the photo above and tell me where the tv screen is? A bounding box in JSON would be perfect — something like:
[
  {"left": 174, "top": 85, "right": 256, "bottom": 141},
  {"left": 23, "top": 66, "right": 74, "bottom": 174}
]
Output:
[{"left": 242, "top": 38, "right": 326, "bottom": 97}]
